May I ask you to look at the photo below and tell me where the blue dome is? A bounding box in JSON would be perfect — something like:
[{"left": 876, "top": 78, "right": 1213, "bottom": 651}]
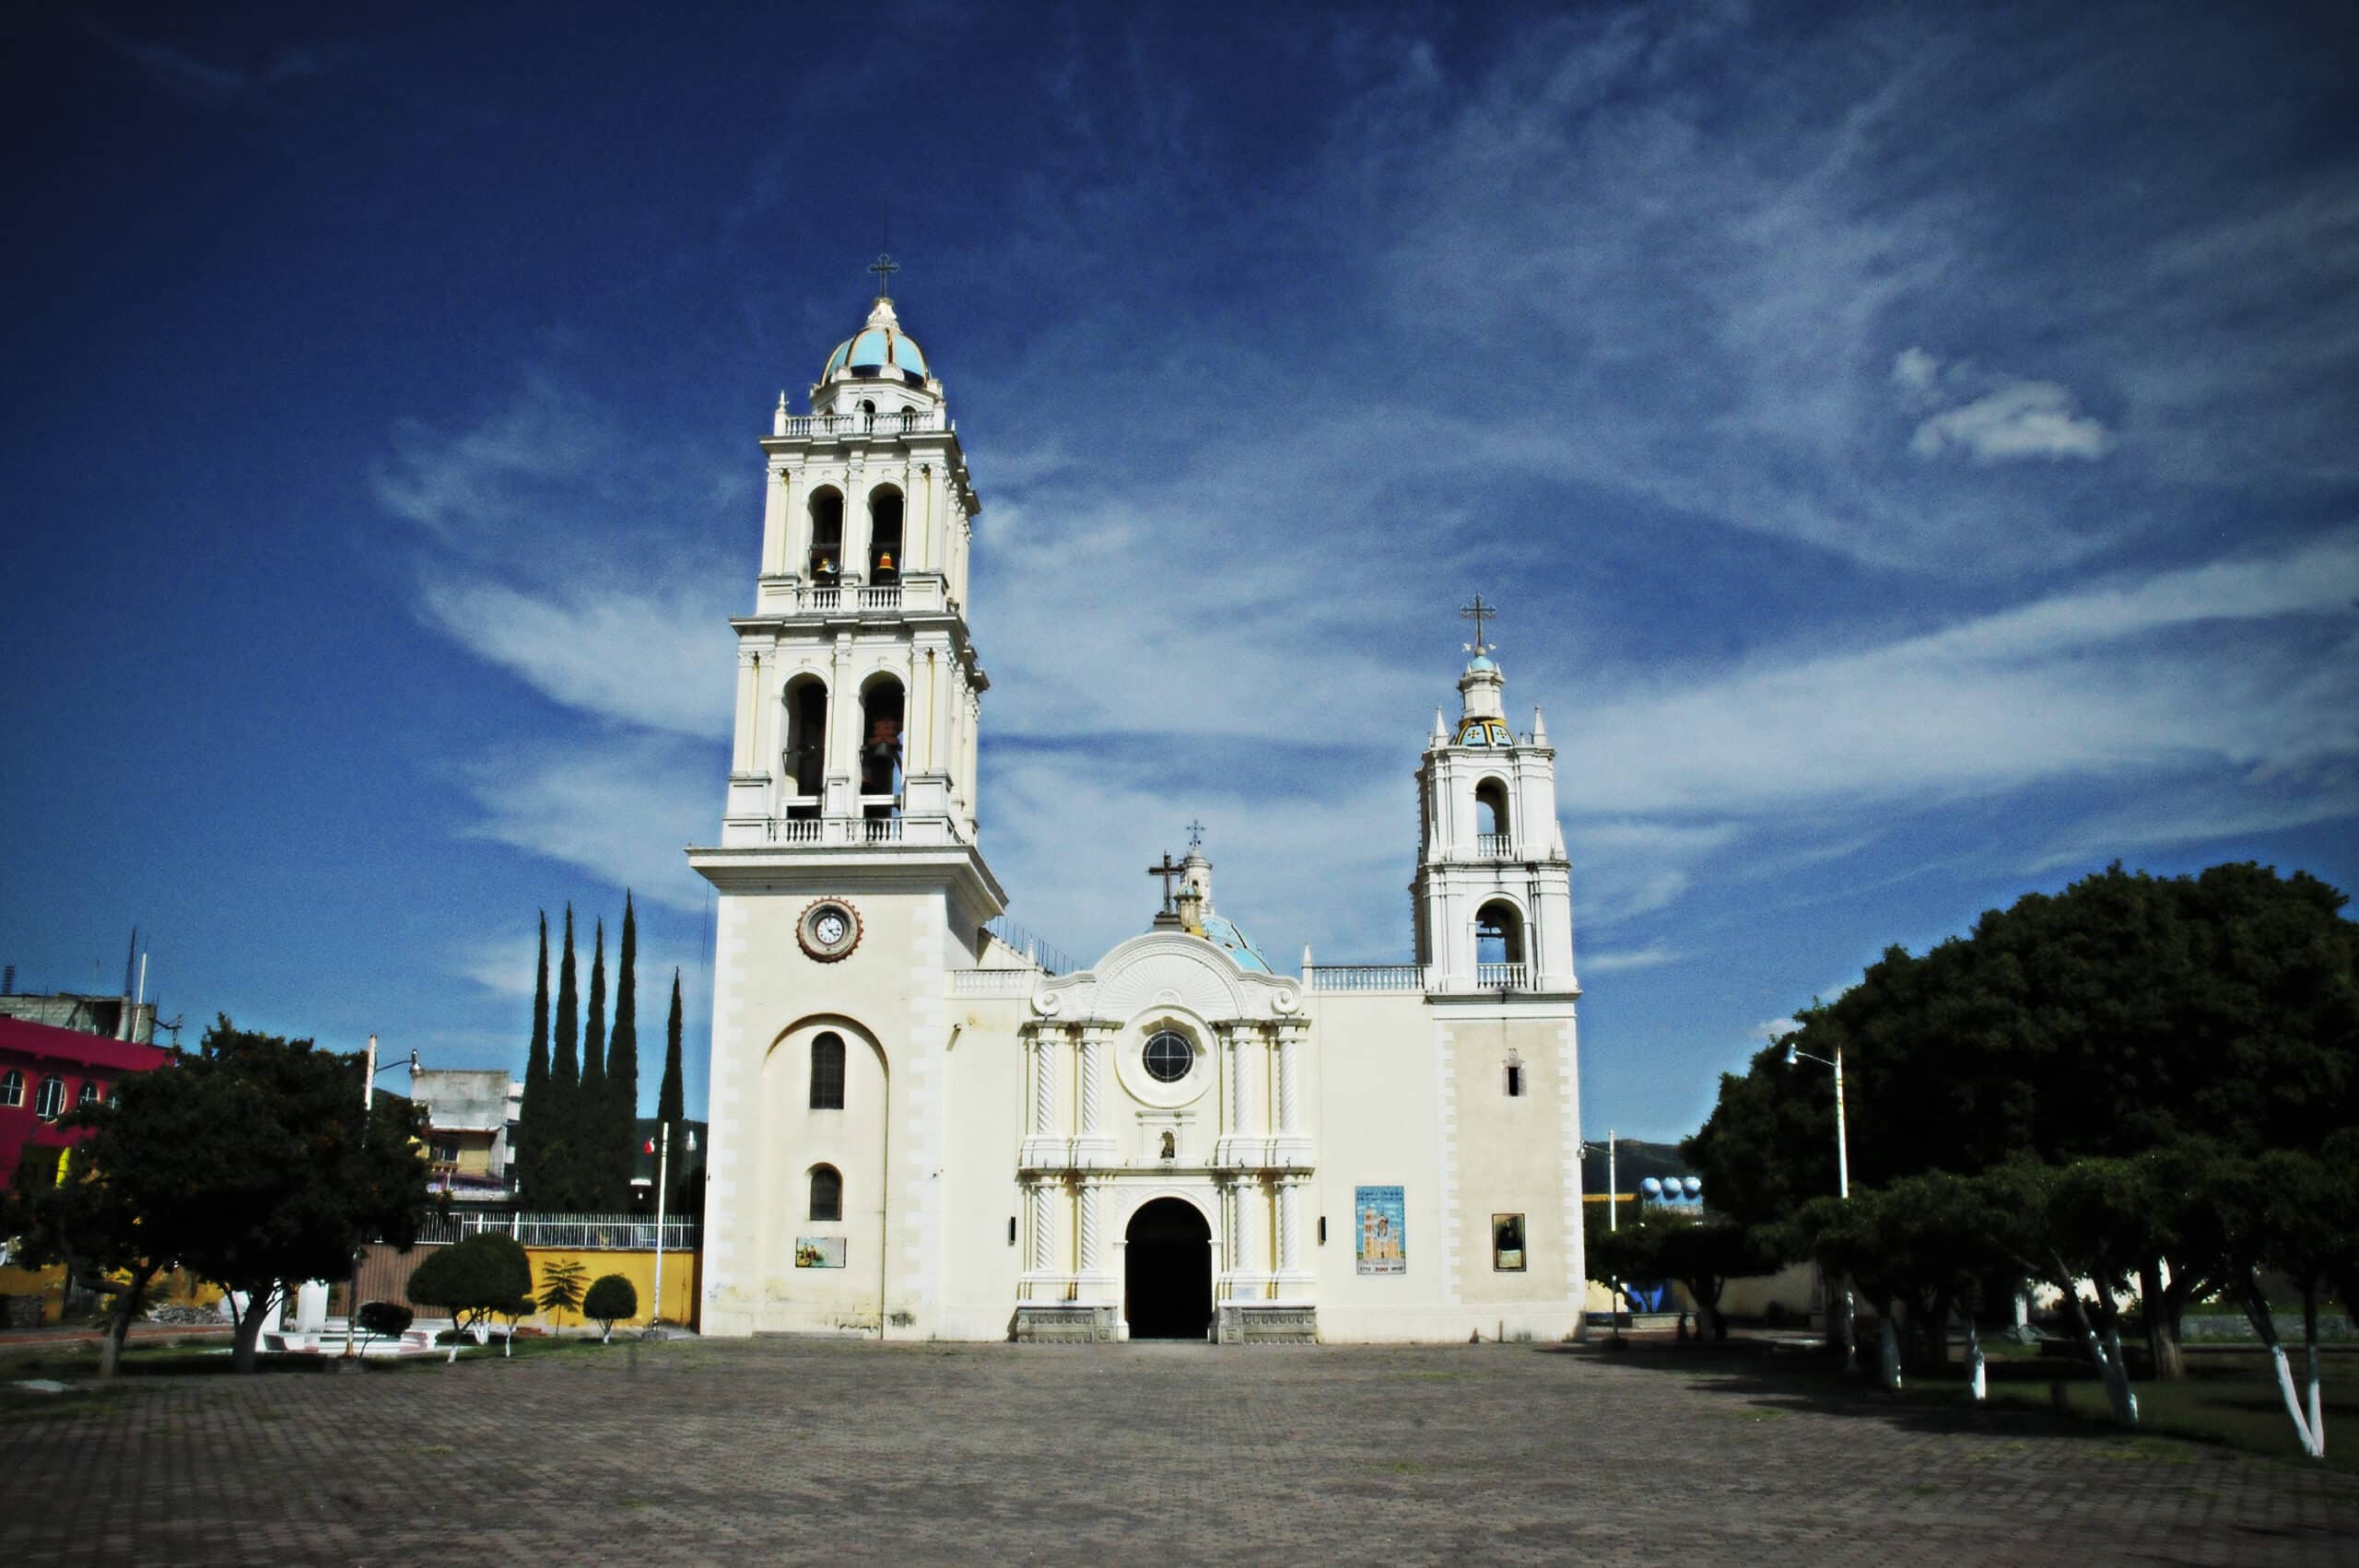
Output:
[
  {"left": 1199, "top": 914, "right": 1274, "bottom": 975},
  {"left": 823, "top": 305, "right": 929, "bottom": 382},
  {"left": 1466, "top": 654, "right": 1497, "bottom": 673}
]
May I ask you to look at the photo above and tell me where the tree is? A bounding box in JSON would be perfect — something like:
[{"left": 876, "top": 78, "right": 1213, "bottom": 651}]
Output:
[
  {"left": 354, "top": 1300, "right": 413, "bottom": 1354},
  {"left": 658, "top": 968, "right": 687, "bottom": 1202},
  {"left": 1, "top": 1139, "right": 170, "bottom": 1379},
  {"left": 1587, "top": 1211, "right": 1774, "bottom": 1341},
  {"left": 1688, "top": 863, "right": 2358, "bottom": 1382},
  {"left": 407, "top": 1233, "right": 533, "bottom": 1363},
  {"left": 581, "top": 916, "right": 608, "bottom": 1207},
  {"left": 1788, "top": 1170, "right": 2026, "bottom": 1397},
  {"left": 536, "top": 1256, "right": 588, "bottom": 1329},
  {"left": 583, "top": 1272, "right": 638, "bottom": 1342},
  {"left": 606, "top": 894, "right": 640, "bottom": 1211},
  {"left": 519, "top": 912, "right": 550, "bottom": 1200},
  {"left": 50, "top": 1018, "right": 430, "bottom": 1374},
  {"left": 547, "top": 905, "right": 582, "bottom": 1211}
]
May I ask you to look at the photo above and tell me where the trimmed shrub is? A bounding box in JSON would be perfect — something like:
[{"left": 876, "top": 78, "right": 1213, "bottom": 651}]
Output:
[
  {"left": 583, "top": 1274, "right": 639, "bottom": 1342},
  {"left": 405, "top": 1235, "right": 533, "bottom": 1362}
]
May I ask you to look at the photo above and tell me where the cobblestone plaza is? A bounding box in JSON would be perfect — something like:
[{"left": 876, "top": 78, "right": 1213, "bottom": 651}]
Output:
[{"left": 4, "top": 1339, "right": 2355, "bottom": 1564}]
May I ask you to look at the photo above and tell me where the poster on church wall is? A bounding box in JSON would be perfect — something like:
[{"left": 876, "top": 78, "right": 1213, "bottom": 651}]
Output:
[
  {"left": 794, "top": 1236, "right": 846, "bottom": 1269},
  {"left": 1355, "top": 1186, "right": 1407, "bottom": 1275}
]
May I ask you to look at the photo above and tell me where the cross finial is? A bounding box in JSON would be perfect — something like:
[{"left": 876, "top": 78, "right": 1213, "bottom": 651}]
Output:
[
  {"left": 1185, "top": 819, "right": 1206, "bottom": 850},
  {"left": 1459, "top": 594, "right": 1498, "bottom": 657},
  {"left": 868, "top": 250, "right": 900, "bottom": 298},
  {"left": 1145, "top": 852, "right": 1184, "bottom": 912}
]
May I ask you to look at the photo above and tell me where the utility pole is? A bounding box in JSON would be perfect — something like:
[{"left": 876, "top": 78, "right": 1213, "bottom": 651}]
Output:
[{"left": 651, "top": 1122, "right": 671, "bottom": 1331}]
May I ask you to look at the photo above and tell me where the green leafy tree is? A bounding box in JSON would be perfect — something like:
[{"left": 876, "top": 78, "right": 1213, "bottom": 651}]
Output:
[
  {"left": 536, "top": 1256, "right": 589, "bottom": 1328},
  {"left": 1688, "top": 862, "right": 2358, "bottom": 1382},
  {"left": 583, "top": 1272, "right": 639, "bottom": 1342},
  {"left": 606, "top": 893, "right": 640, "bottom": 1211},
  {"left": 1587, "top": 1211, "right": 1774, "bottom": 1341},
  {"left": 1, "top": 1138, "right": 171, "bottom": 1378},
  {"left": 63, "top": 1018, "right": 434, "bottom": 1373},
  {"left": 407, "top": 1233, "right": 533, "bottom": 1363},
  {"left": 519, "top": 912, "right": 550, "bottom": 1201}
]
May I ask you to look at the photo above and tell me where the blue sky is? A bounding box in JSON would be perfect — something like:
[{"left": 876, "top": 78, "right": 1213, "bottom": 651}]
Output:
[{"left": 5, "top": 2, "right": 2354, "bottom": 1141}]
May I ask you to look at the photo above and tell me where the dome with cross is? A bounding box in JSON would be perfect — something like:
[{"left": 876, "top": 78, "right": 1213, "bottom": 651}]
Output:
[{"left": 822, "top": 294, "right": 930, "bottom": 385}]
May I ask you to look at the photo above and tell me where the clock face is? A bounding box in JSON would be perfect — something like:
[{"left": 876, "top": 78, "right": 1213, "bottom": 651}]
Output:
[{"left": 797, "top": 900, "right": 862, "bottom": 962}]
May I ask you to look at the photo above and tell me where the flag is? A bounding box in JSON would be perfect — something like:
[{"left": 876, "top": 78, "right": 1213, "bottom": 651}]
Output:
[{"left": 642, "top": 1136, "right": 656, "bottom": 1153}]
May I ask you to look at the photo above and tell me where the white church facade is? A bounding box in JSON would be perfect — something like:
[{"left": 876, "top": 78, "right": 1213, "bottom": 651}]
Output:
[{"left": 687, "top": 284, "right": 1586, "bottom": 1342}]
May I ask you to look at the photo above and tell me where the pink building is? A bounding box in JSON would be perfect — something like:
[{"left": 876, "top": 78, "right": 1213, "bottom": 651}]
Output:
[{"left": 0, "top": 1016, "right": 172, "bottom": 1188}]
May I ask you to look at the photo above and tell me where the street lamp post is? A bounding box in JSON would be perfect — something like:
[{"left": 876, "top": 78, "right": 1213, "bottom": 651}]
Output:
[{"left": 1785, "top": 1039, "right": 1853, "bottom": 1363}]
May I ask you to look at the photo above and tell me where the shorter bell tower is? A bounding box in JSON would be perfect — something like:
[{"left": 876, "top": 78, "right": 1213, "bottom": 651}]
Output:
[{"left": 1411, "top": 603, "right": 1577, "bottom": 994}]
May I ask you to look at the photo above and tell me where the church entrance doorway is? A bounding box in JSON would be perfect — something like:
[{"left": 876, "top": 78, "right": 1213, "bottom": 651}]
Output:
[{"left": 1124, "top": 1198, "right": 1212, "bottom": 1340}]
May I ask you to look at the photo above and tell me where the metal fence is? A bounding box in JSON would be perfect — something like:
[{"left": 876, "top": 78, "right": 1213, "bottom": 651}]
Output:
[{"left": 406, "top": 1211, "right": 701, "bottom": 1250}]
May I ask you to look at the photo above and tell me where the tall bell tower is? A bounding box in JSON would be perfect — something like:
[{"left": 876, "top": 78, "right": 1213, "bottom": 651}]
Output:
[
  {"left": 687, "top": 264, "right": 1007, "bottom": 1338},
  {"left": 1411, "top": 602, "right": 1578, "bottom": 995}
]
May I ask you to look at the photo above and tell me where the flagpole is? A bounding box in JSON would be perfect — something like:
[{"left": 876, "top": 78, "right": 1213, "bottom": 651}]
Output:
[{"left": 651, "top": 1121, "right": 670, "bottom": 1331}]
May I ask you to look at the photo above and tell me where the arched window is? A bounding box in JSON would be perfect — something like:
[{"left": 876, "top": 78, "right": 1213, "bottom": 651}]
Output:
[
  {"left": 77, "top": 1081, "right": 101, "bottom": 1108},
  {"left": 860, "top": 677, "right": 905, "bottom": 811},
  {"left": 807, "top": 488, "right": 845, "bottom": 582},
  {"left": 809, "top": 1164, "right": 843, "bottom": 1222},
  {"left": 809, "top": 1032, "right": 846, "bottom": 1109},
  {"left": 867, "top": 486, "right": 904, "bottom": 584},
  {"left": 34, "top": 1075, "right": 65, "bottom": 1120},
  {"left": 1474, "top": 899, "right": 1525, "bottom": 967},
  {"left": 782, "top": 675, "right": 828, "bottom": 812},
  {"left": 0, "top": 1069, "right": 21, "bottom": 1106},
  {"left": 1474, "top": 778, "right": 1511, "bottom": 849}
]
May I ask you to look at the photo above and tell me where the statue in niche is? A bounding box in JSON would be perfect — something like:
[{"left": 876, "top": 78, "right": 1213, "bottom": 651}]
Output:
[{"left": 1159, "top": 1130, "right": 1177, "bottom": 1162}]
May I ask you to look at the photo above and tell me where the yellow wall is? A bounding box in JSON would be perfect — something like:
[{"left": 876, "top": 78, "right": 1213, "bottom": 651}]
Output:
[
  {"left": 519, "top": 1247, "right": 701, "bottom": 1331},
  {"left": 0, "top": 1262, "right": 226, "bottom": 1327}
]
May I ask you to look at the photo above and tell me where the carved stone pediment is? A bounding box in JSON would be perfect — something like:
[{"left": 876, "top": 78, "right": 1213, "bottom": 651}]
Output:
[{"left": 1033, "top": 931, "right": 1300, "bottom": 1025}]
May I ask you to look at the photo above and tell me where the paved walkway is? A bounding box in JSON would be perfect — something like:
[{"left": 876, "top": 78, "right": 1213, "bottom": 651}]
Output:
[{"left": 3, "top": 1338, "right": 2354, "bottom": 1564}]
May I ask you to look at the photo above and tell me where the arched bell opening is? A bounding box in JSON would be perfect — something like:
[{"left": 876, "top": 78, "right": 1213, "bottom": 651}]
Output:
[
  {"left": 1475, "top": 897, "right": 1526, "bottom": 974},
  {"left": 1473, "top": 777, "right": 1512, "bottom": 849},
  {"left": 781, "top": 674, "right": 828, "bottom": 815},
  {"left": 1124, "top": 1198, "right": 1213, "bottom": 1341},
  {"left": 859, "top": 675, "right": 905, "bottom": 816},
  {"left": 807, "top": 488, "right": 845, "bottom": 583},
  {"left": 867, "top": 486, "right": 904, "bottom": 584}
]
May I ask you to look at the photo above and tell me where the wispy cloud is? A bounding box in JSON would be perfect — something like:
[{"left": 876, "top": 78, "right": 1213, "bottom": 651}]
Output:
[
  {"left": 88, "top": 25, "right": 350, "bottom": 108},
  {"left": 456, "top": 738, "right": 721, "bottom": 914},
  {"left": 1585, "top": 943, "right": 1683, "bottom": 974}
]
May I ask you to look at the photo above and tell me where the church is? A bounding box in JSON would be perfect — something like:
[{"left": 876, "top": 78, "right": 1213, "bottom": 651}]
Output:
[{"left": 687, "top": 277, "right": 1586, "bottom": 1342}]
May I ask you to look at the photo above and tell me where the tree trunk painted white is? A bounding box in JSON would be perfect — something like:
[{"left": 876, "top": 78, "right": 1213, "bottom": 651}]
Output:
[
  {"left": 1880, "top": 1316, "right": 1903, "bottom": 1391},
  {"left": 2268, "top": 1346, "right": 2323, "bottom": 1458},
  {"left": 2238, "top": 1270, "right": 2320, "bottom": 1458},
  {"left": 2098, "top": 1322, "right": 2138, "bottom": 1427},
  {"left": 2306, "top": 1290, "right": 2326, "bottom": 1457},
  {"left": 1966, "top": 1314, "right": 1986, "bottom": 1403}
]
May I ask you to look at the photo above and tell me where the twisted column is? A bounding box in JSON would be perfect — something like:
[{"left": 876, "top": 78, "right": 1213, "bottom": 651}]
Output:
[
  {"left": 1276, "top": 1026, "right": 1301, "bottom": 1132},
  {"left": 1030, "top": 1031, "right": 1061, "bottom": 1137},
  {"left": 1026, "top": 1182, "right": 1050, "bottom": 1273},
  {"left": 1278, "top": 1180, "right": 1301, "bottom": 1272},
  {"left": 1079, "top": 1029, "right": 1105, "bottom": 1136},
  {"left": 1079, "top": 1181, "right": 1103, "bottom": 1273}
]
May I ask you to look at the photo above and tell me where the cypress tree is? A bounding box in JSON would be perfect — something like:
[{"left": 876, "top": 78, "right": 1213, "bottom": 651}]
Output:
[
  {"left": 551, "top": 905, "right": 581, "bottom": 1211},
  {"left": 519, "top": 912, "right": 550, "bottom": 1201},
  {"left": 659, "top": 967, "right": 687, "bottom": 1204},
  {"left": 581, "top": 917, "right": 608, "bottom": 1207},
  {"left": 607, "top": 893, "right": 640, "bottom": 1210}
]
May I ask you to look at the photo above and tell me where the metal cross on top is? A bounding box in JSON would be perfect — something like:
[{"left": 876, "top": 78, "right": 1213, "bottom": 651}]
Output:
[
  {"left": 1460, "top": 594, "right": 1499, "bottom": 657},
  {"left": 868, "top": 250, "right": 900, "bottom": 296},
  {"left": 1145, "top": 852, "right": 1184, "bottom": 912},
  {"left": 1185, "top": 819, "right": 1206, "bottom": 850}
]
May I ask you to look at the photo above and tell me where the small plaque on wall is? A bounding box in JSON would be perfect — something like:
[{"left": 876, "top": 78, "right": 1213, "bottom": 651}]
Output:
[
  {"left": 1355, "top": 1186, "right": 1406, "bottom": 1275},
  {"left": 795, "top": 1236, "right": 846, "bottom": 1269}
]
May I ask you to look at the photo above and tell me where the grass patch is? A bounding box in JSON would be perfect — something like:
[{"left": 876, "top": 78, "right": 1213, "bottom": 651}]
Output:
[
  {"left": 1721, "top": 1407, "right": 1787, "bottom": 1422},
  {"left": 420, "top": 1444, "right": 454, "bottom": 1457},
  {"left": 1981, "top": 1355, "right": 2357, "bottom": 1474}
]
